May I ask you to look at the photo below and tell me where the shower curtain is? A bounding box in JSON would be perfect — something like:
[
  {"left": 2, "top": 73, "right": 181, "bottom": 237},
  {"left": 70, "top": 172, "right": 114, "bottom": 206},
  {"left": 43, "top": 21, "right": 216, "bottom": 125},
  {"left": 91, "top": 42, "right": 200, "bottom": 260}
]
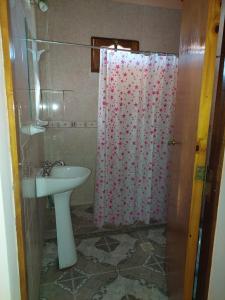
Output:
[{"left": 94, "top": 49, "right": 178, "bottom": 227}]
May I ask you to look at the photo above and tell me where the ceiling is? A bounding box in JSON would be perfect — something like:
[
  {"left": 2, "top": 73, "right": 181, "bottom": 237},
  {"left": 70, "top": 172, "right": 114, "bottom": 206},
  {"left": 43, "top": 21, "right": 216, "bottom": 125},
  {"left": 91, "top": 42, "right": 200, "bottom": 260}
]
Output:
[{"left": 112, "top": 0, "right": 183, "bottom": 9}]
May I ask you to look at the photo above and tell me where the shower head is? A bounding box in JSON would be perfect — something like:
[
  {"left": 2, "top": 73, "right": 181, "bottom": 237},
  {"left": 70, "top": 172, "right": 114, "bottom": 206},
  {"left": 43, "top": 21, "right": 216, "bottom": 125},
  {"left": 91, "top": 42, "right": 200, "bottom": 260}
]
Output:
[{"left": 38, "top": 0, "right": 48, "bottom": 12}]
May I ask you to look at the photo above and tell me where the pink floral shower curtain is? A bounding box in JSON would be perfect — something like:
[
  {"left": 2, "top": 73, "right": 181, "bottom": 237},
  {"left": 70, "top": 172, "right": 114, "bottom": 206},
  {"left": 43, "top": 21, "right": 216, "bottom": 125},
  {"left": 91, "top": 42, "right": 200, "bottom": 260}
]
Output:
[{"left": 94, "top": 49, "right": 178, "bottom": 227}]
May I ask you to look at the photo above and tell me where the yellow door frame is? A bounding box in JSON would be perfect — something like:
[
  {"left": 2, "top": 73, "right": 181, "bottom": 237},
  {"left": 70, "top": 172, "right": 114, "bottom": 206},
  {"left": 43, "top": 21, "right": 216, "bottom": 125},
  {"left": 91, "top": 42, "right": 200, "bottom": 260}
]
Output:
[
  {"left": 0, "top": 0, "right": 28, "bottom": 299},
  {"left": 184, "top": 0, "right": 221, "bottom": 298}
]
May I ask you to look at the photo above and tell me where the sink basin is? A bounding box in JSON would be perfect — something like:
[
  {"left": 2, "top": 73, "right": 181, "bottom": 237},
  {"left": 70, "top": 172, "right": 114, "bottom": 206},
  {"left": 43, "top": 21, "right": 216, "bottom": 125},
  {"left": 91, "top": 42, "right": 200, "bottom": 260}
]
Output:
[
  {"left": 35, "top": 165, "right": 91, "bottom": 269},
  {"left": 36, "top": 166, "right": 91, "bottom": 197}
]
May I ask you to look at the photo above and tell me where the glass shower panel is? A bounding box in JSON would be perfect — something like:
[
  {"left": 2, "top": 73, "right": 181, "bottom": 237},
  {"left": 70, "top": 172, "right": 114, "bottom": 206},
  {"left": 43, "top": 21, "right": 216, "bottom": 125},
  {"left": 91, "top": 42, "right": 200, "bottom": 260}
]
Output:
[
  {"left": 37, "top": 42, "right": 98, "bottom": 206},
  {"left": 7, "top": 1, "right": 46, "bottom": 299}
]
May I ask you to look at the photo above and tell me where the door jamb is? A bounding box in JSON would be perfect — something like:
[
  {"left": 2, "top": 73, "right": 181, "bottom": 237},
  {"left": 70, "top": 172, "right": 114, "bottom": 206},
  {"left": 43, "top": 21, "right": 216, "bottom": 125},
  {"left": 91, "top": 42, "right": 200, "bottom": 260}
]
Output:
[
  {"left": 183, "top": 0, "right": 221, "bottom": 298},
  {"left": 196, "top": 1, "right": 225, "bottom": 297},
  {"left": 0, "top": 1, "right": 28, "bottom": 299}
]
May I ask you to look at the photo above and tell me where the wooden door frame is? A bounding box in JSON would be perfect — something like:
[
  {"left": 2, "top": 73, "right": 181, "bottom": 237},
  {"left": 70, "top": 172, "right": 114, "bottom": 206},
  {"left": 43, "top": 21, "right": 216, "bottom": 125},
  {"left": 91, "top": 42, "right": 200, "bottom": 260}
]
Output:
[
  {"left": 166, "top": 0, "right": 221, "bottom": 299},
  {"left": 0, "top": 1, "right": 28, "bottom": 299},
  {"left": 183, "top": 0, "right": 221, "bottom": 296},
  {"left": 196, "top": 1, "right": 225, "bottom": 298}
]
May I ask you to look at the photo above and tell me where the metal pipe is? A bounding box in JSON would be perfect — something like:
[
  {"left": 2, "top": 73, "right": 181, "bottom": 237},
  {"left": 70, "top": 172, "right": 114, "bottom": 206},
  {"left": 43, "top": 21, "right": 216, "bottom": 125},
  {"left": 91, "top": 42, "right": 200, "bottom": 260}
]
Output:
[{"left": 26, "top": 38, "right": 178, "bottom": 57}]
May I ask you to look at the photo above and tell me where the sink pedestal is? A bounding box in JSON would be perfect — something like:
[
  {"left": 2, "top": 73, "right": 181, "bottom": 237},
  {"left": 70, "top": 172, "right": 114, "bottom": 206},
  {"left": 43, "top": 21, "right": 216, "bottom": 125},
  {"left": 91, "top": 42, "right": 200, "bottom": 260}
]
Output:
[
  {"left": 53, "top": 190, "right": 77, "bottom": 269},
  {"left": 36, "top": 165, "right": 91, "bottom": 268}
]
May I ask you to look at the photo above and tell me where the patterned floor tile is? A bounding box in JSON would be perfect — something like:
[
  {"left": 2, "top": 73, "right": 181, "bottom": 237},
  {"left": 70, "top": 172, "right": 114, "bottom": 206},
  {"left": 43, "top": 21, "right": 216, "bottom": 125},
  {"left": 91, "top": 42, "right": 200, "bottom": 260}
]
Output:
[
  {"left": 143, "top": 254, "right": 166, "bottom": 274},
  {"left": 57, "top": 267, "right": 91, "bottom": 295},
  {"left": 77, "top": 234, "right": 137, "bottom": 266},
  {"left": 95, "top": 236, "right": 120, "bottom": 252},
  {"left": 40, "top": 213, "right": 168, "bottom": 299},
  {"left": 73, "top": 250, "right": 117, "bottom": 274},
  {"left": 116, "top": 237, "right": 155, "bottom": 270},
  {"left": 147, "top": 228, "right": 166, "bottom": 246},
  {"left": 119, "top": 266, "right": 167, "bottom": 295},
  {"left": 41, "top": 264, "right": 72, "bottom": 285},
  {"left": 73, "top": 271, "right": 118, "bottom": 300},
  {"left": 91, "top": 273, "right": 167, "bottom": 300},
  {"left": 40, "top": 282, "right": 74, "bottom": 300},
  {"left": 137, "top": 226, "right": 166, "bottom": 241}
]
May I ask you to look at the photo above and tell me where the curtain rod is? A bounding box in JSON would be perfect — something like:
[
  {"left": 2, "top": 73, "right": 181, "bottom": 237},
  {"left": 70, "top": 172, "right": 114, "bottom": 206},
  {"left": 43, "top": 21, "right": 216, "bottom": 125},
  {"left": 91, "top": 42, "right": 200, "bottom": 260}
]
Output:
[{"left": 26, "top": 38, "right": 178, "bottom": 57}]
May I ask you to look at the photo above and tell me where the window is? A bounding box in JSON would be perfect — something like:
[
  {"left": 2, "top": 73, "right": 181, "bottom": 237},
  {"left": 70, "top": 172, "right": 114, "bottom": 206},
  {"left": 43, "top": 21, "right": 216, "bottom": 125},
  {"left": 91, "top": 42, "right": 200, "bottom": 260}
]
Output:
[{"left": 91, "top": 37, "right": 139, "bottom": 73}]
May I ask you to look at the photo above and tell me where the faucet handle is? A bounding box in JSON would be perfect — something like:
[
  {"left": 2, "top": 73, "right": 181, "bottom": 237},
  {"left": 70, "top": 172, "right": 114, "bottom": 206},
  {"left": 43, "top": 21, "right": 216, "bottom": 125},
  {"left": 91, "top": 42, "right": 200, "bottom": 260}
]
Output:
[
  {"left": 41, "top": 160, "right": 52, "bottom": 168},
  {"left": 56, "top": 160, "right": 65, "bottom": 166}
]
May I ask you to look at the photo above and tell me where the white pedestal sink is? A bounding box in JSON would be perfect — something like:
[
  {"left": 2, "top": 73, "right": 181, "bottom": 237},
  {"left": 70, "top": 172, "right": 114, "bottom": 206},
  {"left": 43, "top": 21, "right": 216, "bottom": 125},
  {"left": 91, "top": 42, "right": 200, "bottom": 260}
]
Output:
[{"left": 36, "top": 166, "right": 91, "bottom": 269}]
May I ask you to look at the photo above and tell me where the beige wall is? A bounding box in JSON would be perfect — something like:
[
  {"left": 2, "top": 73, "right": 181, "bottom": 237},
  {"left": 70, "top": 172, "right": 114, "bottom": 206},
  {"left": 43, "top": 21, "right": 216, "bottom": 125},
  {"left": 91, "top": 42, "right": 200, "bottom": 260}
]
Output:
[
  {"left": 208, "top": 148, "right": 225, "bottom": 300},
  {"left": 36, "top": 0, "right": 181, "bottom": 206},
  {"left": 9, "top": 1, "right": 46, "bottom": 299}
]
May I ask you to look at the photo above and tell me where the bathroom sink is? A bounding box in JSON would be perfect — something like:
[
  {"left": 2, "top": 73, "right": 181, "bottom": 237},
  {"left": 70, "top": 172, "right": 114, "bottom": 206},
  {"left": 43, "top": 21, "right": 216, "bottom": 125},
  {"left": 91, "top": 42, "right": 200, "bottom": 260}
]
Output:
[
  {"left": 36, "top": 165, "right": 91, "bottom": 269},
  {"left": 36, "top": 166, "right": 91, "bottom": 198}
]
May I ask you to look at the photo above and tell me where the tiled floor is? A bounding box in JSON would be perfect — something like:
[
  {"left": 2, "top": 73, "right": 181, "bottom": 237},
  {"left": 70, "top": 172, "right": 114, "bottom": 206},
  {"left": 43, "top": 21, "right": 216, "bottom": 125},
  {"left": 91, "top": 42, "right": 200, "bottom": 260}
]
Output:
[
  {"left": 40, "top": 226, "right": 168, "bottom": 300},
  {"left": 44, "top": 204, "right": 165, "bottom": 240}
]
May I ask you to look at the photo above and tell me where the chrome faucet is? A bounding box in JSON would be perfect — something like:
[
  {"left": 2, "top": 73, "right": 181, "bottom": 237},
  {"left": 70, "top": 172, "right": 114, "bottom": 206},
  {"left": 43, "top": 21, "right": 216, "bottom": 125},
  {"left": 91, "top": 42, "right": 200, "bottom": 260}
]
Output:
[{"left": 41, "top": 160, "right": 65, "bottom": 177}]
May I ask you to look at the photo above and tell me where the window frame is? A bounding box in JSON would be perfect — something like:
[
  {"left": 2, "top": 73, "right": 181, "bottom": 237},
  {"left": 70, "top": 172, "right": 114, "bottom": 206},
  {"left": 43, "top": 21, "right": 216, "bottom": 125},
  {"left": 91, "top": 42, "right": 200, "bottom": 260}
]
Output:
[{"left": 91, "top": 36, "right": 139, "bottom": 73}]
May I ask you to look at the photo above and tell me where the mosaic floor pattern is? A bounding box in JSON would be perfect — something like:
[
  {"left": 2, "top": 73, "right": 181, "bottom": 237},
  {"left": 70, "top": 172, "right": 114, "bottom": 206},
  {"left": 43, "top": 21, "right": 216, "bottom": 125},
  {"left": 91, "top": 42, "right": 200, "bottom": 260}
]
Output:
[{"left": 40, "top": 226, "right": 168, "bottom": 300}]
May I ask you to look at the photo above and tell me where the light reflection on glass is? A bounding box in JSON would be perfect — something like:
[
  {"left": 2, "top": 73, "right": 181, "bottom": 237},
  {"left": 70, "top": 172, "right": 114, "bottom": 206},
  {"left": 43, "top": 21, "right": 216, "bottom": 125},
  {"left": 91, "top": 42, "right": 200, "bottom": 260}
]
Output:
[
  {"left": 9, "top": 42, "right": 15, "bottom": 61},
  {"left": 39, "top": 103, "right": 47, "bottom": 110},
  {"left": 52, "top": 103, "right": 59, "bottom": 111},
  {"left": 181, "top": 43, "right": 205, "bottom": 55},
  {"left": 223, "top": 59, "right": 225, "bottom": 79}
]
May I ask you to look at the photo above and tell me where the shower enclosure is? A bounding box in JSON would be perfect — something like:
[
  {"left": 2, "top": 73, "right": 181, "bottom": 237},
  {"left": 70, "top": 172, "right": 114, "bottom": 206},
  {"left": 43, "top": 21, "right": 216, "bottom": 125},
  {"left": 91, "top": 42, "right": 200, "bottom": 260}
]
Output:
[
  {"left": 32, "top": 36, "right": 178, "bottom": 228},
  {"left": 95, "top": 49, "right": 178, "bottom": 227},
  {"left": 32, "top": 33, "right": 178, "bottom": 298}
]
